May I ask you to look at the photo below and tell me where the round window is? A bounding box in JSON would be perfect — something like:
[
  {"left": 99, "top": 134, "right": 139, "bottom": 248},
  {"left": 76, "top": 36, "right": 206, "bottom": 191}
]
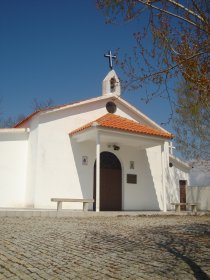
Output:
[{"left": 106, "top": 102, "right": 117, "bottom": 113}]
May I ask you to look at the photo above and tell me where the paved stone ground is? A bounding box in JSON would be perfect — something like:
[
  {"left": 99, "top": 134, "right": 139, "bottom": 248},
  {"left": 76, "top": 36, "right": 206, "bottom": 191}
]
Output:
[{"left": 0, "top": 215, "right": 209, "bottom": 280}]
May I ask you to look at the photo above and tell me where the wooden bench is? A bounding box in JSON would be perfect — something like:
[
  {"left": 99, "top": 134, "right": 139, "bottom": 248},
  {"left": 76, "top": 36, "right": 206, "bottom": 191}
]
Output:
[
  {"left": 171, "top": 203, "right": 198, "bottom": 213},
  {"left": 51, "top": 198, "right": 94, "bottom": 211}
]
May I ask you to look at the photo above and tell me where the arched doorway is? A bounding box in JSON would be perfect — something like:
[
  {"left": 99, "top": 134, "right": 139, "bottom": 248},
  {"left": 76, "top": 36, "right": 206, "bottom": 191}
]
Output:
[{"left": 93, "top": 151, "right": 122, "bottom": 211}]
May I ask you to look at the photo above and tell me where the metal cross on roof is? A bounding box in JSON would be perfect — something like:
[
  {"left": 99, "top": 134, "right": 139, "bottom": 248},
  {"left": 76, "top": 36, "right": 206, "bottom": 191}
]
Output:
[
  {"left": 169, "top": 141, "right": 176, "bottom": 155},
  {"left": 104, "top": 50, "right": 116, "bottom": 69}
]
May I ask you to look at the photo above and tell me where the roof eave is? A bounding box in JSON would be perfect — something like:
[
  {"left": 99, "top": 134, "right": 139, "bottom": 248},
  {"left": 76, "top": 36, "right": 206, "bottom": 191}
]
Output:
[
  {"left": 71, "top": 125, "right": 172, "bottom": 141},
  {"left": 14, "top": 94, "right": 119, "bottom": 128},
  {"left": 169, "top": 154, "right": 191, "bottom": 170},
  {"left": 116, "top": 97, "right": 171, "bottom": 134},
  {"left": 0, "top": 128, "right": 30, "bottom": 134}
]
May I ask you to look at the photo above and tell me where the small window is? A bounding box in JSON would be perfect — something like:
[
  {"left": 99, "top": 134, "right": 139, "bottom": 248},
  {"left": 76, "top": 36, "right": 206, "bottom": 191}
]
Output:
[{"left": 106, "top": 102, "right": 117, "bottom": 114}]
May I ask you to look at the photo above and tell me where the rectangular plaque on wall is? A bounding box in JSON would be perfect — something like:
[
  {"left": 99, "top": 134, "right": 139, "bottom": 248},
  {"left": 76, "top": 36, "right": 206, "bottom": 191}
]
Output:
[{"left": 127, "top": 174, "right": 137, "bottom": 184}]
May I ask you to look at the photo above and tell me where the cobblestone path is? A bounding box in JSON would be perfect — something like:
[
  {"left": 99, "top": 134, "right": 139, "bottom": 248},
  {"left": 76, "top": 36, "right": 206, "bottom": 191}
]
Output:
[{"left": 0, "top": 215, "right": 209, "bottom": 280}]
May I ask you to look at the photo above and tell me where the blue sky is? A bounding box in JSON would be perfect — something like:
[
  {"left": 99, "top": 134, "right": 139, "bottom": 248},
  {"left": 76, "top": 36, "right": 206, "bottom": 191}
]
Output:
[
  {"left": 0, "top": 0, "right": 209, "bottom": 184},
  {"left": 0, "top": 0, "right": 172, "bottom": 129}
]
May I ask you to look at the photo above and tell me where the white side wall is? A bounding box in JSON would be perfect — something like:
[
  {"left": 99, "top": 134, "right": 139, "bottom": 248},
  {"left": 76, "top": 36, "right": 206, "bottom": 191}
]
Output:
[
  {"left": 0, "top": 131, "right": 28, "bottom": 207},
  {"left": 166, "top": 157, "right": 190, "bottom": 210},
  {"left": 187, "top": 186, "right": 210, "bottom": 211}
]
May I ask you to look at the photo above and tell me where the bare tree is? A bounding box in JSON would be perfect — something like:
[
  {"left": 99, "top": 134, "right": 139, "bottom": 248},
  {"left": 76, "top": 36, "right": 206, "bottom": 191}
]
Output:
[
  {"left": 0, "top": 98, "right": 54, "bottom": 128},
  {"left": 31, "top": 98, "right": 54, "bottom": 111},
  {"left": 174, "top": 81, "right": 209, "bottom": 169},
  {"left": 97, "top": 0, "right": 210, "bottom": 166}
]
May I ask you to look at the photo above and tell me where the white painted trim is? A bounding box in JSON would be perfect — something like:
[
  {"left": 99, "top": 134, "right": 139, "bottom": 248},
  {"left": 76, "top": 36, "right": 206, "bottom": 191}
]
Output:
[
  {"left": 72, "top": 126, "right": 166, "bottom": 144},
  {"left": 40, "top": 95, "right": 118, "bottom": 116},
  {"left": 161, "top": 144, "right": 167, "bottom": 212},
  {"left": 169, "top": 155, "right": 191, "bottom": 170},
  {"left": 0, "top": 128, "right": 30, "bottom": 134},
  {"left": 96, "top": 132, "right": 100, "bottom": 212},
  {"left": 98, "top": 128, "right": 167, "bottom": 142}
]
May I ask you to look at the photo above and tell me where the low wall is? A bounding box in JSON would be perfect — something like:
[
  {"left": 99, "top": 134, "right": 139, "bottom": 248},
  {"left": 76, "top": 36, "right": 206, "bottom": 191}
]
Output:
[{"left": 187, "top": 186, "right": 210, "bottom": 211}]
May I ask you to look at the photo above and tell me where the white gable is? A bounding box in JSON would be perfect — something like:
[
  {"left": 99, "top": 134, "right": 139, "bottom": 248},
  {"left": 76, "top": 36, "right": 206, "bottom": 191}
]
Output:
[{"left": 16, "top": 94, "right": 170, "bottom": 136}]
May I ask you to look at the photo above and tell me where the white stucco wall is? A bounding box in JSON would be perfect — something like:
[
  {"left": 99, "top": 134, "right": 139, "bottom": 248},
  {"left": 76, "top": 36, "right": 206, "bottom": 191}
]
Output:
[
  {"left": 187, "top": 186, "right": 210, "bottom": 211},
  {"left": 31, "top": 103, "right": 107, "bottom": 208},
  {"left": 166, "top": 155, "right": 190, "bottom": 210},
  {"left": 146, "top": 145, "right": 165, "bottom": 211},
  {"left": 103, "top": 144, "right": 164, "bottom": 211},
  {"left": 0, "top": 130, "right": 28, "bottom": 207},
  {"left": 27, "top": 99, "right": 168, "bottom": 210},
  {"left": 24, "top": 116, "right": 40, "bottom": 207},
  {"left": 3, "top": 95, "right": 188, "bottom": 211}
]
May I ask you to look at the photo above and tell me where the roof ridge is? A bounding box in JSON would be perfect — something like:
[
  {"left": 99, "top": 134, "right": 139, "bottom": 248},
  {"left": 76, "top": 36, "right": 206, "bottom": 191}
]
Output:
[
  {"left": 14, "top": 95, "right": 121, "bottom": 128},
  {"left": 96, "top": 113, "right": 169, "bottom": 132},
  {"left": 14, "top": 97, "right": 101, "bottom": 128}
]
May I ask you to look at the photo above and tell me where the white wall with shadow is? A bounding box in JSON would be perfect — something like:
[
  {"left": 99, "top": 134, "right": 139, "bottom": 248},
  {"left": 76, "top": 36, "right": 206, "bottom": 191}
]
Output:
[{"left": 123, "top": 147, "right": 160, "bottom": 211}]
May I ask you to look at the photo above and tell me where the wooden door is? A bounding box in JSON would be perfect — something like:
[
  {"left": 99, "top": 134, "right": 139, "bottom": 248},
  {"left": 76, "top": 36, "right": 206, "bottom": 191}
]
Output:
[
  {"left": 93, "top": 152, "right": 122, "bottom": 211},
  {"left": 100, "top": 168, "right": 122, "bottom": 211},
  {"left": 179, "top": 180, "right": 187, "bottom": 210}
]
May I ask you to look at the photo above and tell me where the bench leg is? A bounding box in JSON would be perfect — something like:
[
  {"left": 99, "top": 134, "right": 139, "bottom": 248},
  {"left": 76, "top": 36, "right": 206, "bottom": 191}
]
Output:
[
  {"left": 57, "top": 201, "right": 62, "bottom": 211},
  {"left": 83, "top": 202, "right": 89, "bottom": 211},
  {"left": 175, "top": 205, "right": 181, "bottom": 212},
  {"left": 192, "top": 205, "right": 197, "bottom": 213}
]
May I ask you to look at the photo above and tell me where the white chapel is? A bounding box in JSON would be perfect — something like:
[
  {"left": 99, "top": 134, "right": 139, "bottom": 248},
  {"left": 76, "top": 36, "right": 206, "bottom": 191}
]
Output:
[{"left": 0, "top": 64, "right": 191, "bottom": 211}]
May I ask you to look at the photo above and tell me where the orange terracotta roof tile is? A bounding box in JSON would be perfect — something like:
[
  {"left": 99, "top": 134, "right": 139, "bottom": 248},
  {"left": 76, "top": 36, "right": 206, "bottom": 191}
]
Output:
[{"left": 70, "top": 114, "right": 173, "bottom": 139}]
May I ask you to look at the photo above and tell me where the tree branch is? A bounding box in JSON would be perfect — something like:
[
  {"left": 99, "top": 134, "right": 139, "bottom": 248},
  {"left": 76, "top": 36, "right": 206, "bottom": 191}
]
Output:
[
  {"left": 166, "top": 0, "right": 206, "bottom": 23},
  {"left": 149, "top": 50, "right": 208, "bottom": 76},
  {"left": 191, "top": 0, "right": 209, "bottom": 24},
  {"left": 137, "top": 0, "right": 210, "bottom": 33},
  {"left": 123, "top": 49, "right": 210, "bottom": 88}
]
